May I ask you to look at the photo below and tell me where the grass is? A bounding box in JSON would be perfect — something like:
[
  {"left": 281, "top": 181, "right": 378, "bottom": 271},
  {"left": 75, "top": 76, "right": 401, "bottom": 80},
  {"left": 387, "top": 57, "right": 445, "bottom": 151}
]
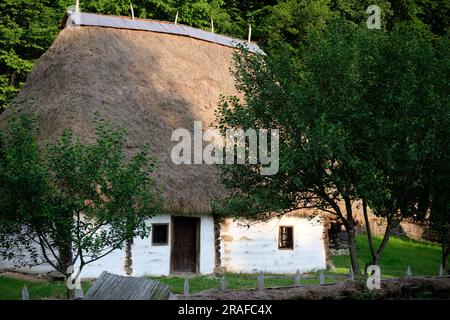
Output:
[
  {"left": 0, "top": 276, "right": 91, "bottom": 300},
  {"left": 149, "top": 272, "right": 343, "bottom": 294},
  {"left": 151, "top": 234, "right": 445, "bottom": 293},
  {"left": 332, "top": 234, "right": 444, "bottom": 278},
  {"left": 0, "top": 235, "right": 445, "bottom": 299}
]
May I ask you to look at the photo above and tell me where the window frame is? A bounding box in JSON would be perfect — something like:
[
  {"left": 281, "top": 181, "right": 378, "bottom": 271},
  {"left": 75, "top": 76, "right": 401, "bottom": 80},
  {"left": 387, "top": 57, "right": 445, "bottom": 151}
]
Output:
[
  {"left": 151, "top": 223, "right": 169, "bottom": 246},
  {"left": 278, "top": 225, "right": 294, "bottom": 250}
]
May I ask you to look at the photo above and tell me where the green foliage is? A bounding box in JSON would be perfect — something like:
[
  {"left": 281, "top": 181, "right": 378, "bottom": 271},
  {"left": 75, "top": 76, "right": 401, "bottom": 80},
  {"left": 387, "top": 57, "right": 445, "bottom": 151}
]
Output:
[
  {"left": 255, "top": 0, "right": 332, "bottom": 59},
  {"left": 425, "top": 35, "right": 450, "bottom": 265},
  {"left": 215, "top": 30, "right": 364, "bottom": 218},
  {"left": 0, "top": 0, "right": 448, "bottom": 111},
  {"left": 302, "top": 21, "right": 448, "bottom": 223},
  {"left": 78, "top": 0, "right": 231, "bottom": 31},
  {"left": 0, "top": 0, "right": 65, "bottom": 112},
  {"left": 214, "top": 19, "right": 449, "bottom": 271},
  {"left": 0, "top": 108, "right": 161, "bottom": 275}
]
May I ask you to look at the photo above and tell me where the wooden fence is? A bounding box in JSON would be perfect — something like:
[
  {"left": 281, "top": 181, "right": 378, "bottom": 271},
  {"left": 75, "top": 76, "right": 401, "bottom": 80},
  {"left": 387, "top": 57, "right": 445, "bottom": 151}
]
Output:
[
  {"left": 181, "top": 264, "right": 449, "bottom": 295},
  {"left": 19, "top": 264, "right": 449, "bottom": 299}
]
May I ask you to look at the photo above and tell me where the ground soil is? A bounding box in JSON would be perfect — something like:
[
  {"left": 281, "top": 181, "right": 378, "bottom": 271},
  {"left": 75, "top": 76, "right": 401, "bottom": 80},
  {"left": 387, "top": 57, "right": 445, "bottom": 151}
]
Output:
[{"left": 179, "top": 277, "right": 450, "bottom": 300}]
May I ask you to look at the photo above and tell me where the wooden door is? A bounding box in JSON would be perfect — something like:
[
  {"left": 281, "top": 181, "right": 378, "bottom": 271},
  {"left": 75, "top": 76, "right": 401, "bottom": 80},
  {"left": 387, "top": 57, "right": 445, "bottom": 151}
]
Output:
[{"left": 171, "top": 217, "right": 200, "bottom": 273}]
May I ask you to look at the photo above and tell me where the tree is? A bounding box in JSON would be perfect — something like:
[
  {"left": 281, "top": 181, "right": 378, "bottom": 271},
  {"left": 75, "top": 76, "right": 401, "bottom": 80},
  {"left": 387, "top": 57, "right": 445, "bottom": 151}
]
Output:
[
  {"left": 256, "top": 0, "right": 331, "bottom": 58},
  {"left": 429, "top": 172, "right": 450, "bottom": 271},
  {"left": 77, "top": 0, "right": 234, "bottom": 33},
  {"left": 214, "top": 18, "right": 449, "bottom": 275},
  {"left": 0, "top": 0, "right": 63, "bottom": 112},
  {"left": 1, "top": 0, "right": 448, "bottom": 112},
  {"left": 423, "top": 34, "right": 450, "bottom": 271},
  {"left": 0, "top": 108, "right": 161, "bottom": 297},
  {"left": 214, "top": 33, "right": 367, "bottom": 274},
  {"left": 349, "top": 24, "right": 449, "bottom": 267}
]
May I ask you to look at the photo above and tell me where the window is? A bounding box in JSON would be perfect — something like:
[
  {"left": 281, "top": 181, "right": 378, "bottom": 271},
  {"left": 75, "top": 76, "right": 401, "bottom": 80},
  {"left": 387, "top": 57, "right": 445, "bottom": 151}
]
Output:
[
  {"left": 152, "top": 224, "right": 169, "bottom": 245},
  {"left": 278, "top": 226, "right": 293, "bottom": 250}
]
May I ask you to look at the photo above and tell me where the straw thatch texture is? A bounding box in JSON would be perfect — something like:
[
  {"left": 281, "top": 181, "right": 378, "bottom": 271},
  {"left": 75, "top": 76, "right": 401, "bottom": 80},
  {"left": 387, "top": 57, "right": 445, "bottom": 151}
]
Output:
[{"left": 5, "top": 26, "right": 240, "bottom": 214}]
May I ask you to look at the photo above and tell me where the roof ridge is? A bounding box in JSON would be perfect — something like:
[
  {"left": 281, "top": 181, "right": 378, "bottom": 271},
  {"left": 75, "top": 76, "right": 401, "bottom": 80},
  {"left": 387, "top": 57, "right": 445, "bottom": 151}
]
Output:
[
  {"left": 75, "top": 11, "right": 181, "bottom": 25},
  {"left": 61, "top": 11, "right": 266, "bottom": 55}
]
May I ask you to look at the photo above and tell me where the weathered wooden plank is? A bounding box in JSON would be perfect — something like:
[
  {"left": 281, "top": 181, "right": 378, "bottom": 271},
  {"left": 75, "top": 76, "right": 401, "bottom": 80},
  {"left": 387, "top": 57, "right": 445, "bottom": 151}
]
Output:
[
  {"left": 294, "top": 270, "right": 301, "bottom": 286},
  {"left": 257, "top": 271, "right": 264, "bottom": 291},
  {"left": 75, "top": 288, "right": 84, "bottom": 299},
  {"left": 184, "top": 278, "right": 190, "bottom": 296},
  {"left": 22, "top": 285, "right": 29, "bottom": 300},
  {"left": 439, "top": 264, "right": 445, "bottom": 276},
  {"left": 220, "top": 274, "right": 227, "bottom": 291},
  {"left": 348, "top": 265, "right": 355, "bottom": 281},
  {"left": 85, "top": 271, "right": 171, "bottom": 300},
  {"left": 406, "top": 266, "right": 412, "bottom": 277}
]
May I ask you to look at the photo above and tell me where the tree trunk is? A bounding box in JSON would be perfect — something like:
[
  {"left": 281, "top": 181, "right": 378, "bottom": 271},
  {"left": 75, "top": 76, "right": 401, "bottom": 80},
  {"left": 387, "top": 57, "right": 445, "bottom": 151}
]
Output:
[
  {"left": 362, "top": 199, "right": 376, "bottom": 273},
  {"left": 362, "top": 202, "right": 396, "bottom": 271},
  {"left": 443, "top": 244, "right": 449, "bottom": 271},
  {"left": 57, "top": 241, "right": 73, "bottom": 299},
  {"left": 55, "top": 212, "right": 74, "bottom": 299},
  {"left": 124, "top": 238, "right": 133, "bottom": 275},
  {"left": 58, "top": 242, "right": 72, "bottom": 273},
  {"left": 345, "top": 221, "right": 360, "bottom": 275},
  {"left": 343, "top": 197, "right": 360, "bottom": 275},
  {"left": 372, "top": 225, "right": 392, "bottom": 266}
]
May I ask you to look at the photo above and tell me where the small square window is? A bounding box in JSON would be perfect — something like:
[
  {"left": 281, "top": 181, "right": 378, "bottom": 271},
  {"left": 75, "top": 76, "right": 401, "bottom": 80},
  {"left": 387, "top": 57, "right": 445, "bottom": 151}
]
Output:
[
  {"left": 152, "top": 224, "right": 169, "bottom": 245},
  {"left": 278, "top": 226, "right": 293, "bottom": 250}
]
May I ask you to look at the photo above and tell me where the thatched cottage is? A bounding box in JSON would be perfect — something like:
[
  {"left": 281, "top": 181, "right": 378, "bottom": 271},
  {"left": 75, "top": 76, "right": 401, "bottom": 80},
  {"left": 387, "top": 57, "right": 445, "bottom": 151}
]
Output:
[{"left": 0, "top": 11, "right": 328, "bottom": 277}]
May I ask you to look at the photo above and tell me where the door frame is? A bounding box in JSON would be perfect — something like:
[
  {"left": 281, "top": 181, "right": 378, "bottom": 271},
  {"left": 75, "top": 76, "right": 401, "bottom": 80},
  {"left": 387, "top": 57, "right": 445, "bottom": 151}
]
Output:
[{"left": 170, "top": 216, "right": 201, "bottom": 274}]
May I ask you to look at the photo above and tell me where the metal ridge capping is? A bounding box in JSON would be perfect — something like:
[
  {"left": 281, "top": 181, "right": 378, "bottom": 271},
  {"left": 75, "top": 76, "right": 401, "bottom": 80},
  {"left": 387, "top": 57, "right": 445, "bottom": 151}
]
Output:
[{"left": 64, "top": 11, "right": 266, "bottom": 55}]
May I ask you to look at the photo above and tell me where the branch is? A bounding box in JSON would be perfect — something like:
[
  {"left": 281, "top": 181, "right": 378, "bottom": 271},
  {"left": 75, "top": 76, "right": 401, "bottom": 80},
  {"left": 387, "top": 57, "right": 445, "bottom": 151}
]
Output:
[
  {"left": 376, "top": 215, "right": 394, "bottom": 257},
  {"left": 362, "top": 198, "right": 377, "bottom": 261},
  {"left": 79, "top": 221, "right": 108, "bottom": 242},
  {"left": 317, "top": 189, "right": 349, "bottom": 228},
  {"left": 35, "top": 231, "right": 64, "bottom": 275},
  {"left": 38, "top": 230, "right": 62, "bottom": 269},
  {"left": 82, "top": 245, "right": 121, "bottom": 266}
]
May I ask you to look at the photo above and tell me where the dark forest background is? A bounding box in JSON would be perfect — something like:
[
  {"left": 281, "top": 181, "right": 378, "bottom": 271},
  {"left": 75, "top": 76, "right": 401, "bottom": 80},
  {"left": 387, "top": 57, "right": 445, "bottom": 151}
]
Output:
[{"left": 0, "top": 0, "right": 449, "bottom": 112}]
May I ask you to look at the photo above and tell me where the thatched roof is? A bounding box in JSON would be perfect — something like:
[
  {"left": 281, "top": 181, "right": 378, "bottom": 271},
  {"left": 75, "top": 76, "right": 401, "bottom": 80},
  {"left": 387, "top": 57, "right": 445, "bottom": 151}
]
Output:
[{"left": 2, "top": 13, "right": 266, "bottom": 215}]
